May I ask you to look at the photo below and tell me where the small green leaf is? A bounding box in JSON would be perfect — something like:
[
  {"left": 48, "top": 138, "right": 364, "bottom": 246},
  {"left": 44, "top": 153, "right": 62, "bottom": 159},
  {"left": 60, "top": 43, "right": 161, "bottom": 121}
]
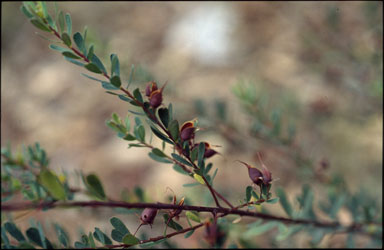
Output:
[
  {"left": 73, "top": 32, "right": 86, "bottom": 54},
  {"left": 49, "top": 44, "right": 70, "bottom": 52},
  {"left": 152, "top": 148, "right": 167, "bottom": 158},
  {"left": 276, "top": 187, "right": 293, "bottom": 217},
  {"left": 163, "top": 214, "right": 183, "bottom": 231},
  {"left": 185, "top": 211, "right": 200, "bottom": 223},
  {"left": 54, "top": 224, "right": 68, "bottom": 247},
  {"left": 150, "top": 125, "right": 173, "bottom": 144},
  {"left": 123, "top": 134, "right": 136, "bottom": 141},
  {"left": 111, "top": 229, "right": 124, "bottom": 242},
  {"left": 93, "top": 228, "right": 112, "bottom": 245},
  {"left": 168, "top": 120, "right": 179, "bottom": 141},
  {"left": 122, "top": 234, "right": 140, "bottom": 245},
  {"left": 127, "top": 64, "right": 135, "bottom": 88},
  {"left": 65, "top": 13, "right": 72, "bottom": 36},
  {"left": 158, "top": 108, "right": 169, "bottom": 127},
  {"left": 58, "top": 11, "right": 64, "bottom": 34},
  {"left": 46, "top": 14, "right": 56, "bottom": 31},
  {"left": 38, "top": 170, "right": 66, "bottom": 200},
  {"left": 88, "top": 232, "right": 96, "bottom": 248},
  {"left": 62, "top": 51, "right": 80, "bottom": 59},
  {"left": 267, "top": 197, "right": 280, "bottom": 204},
  {"left": 210, "top": 168, "right": 218, "bottom": 185},
  {"left": 246, "top": 186, "right": 253, "bottom": 202},
  {"left": 4, "top": 222, "right": 26, "bottom": 242},
  {"left": 61, "top": 32, "right": 72, "bottom": 47},
  {"left": 184, "top": 229, "right": 195, "bottom": 238},
  {"left": 193, "top": 174, "right": 205, "bottom": 185},
  {"left": 148, "top": 152, "right": 173, "bottom": 164},
  {"left": 136, "top": 125, "right": 145, "bottom": 142},
  {"left": 133, "top": 88, "right": 143, "bottom": 103},
  {"left": 197, "top": 142, "right": 205, "bottom": 168},
  {"left": 40, "top": 2, "right": 48, "bottom": 18},
  {"left": 85, "top": 174, "right": 106, "bottom": 200},
  {"left": 81, "top": 73, "right": 104, "bottom": 83},
  {"left": 110, "top": 75, "right": 121, "bottom": 88},
  {"left": 119, "top": 95, "right": 131, "bottom": 102},
  {"left": 244, "top": 221, "right": 278, "bottom": 238},
  {"left": 110, "top": 217, "right": 130, "bottom": 235},
  {"left": 30, "top": 19, "right": 51, "bottom": 32},
  {"left": 183, "top": 182, "right": 200, "bottom": 188},
  {"left": 64, "top": 57, "right": 85, "bottom": 67},
  {"left": 139, "top": 239, "right": 167, "bottom": 248},
  {"left": 85, "top": 63, "right": 102, "bottom": 74},
  {"left": 90, "top": 54, "right": 106, "bottom": 74},
  {"left": 26, "top": 228, "right": 43, "bottom": 247},
  {"left": 171, "top": 153, "right": 192, "bottom": 167},
  {"left": 110, "top": 54, "right": 120, "bottom": 77},
  {"left": 20, "top": 5, "right": 33, "bottom": 19},
  {"left": 172, "top": 164, "right": 190, "bottom": 176},
  {"left": 102, "top": 81, "right": 119, "bottom": 90},
  {"left": 87, "top": 44, "right": 94, "bottom": 60},
  {"left": 1, "top": 227, "right": 10, "bottom": 248}
]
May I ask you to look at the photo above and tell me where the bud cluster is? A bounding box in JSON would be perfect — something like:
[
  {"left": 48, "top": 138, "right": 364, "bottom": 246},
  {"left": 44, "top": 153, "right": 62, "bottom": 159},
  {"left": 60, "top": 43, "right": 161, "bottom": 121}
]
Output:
[{"left": 145, "top": 81, "right": 165, "bottom": 109}]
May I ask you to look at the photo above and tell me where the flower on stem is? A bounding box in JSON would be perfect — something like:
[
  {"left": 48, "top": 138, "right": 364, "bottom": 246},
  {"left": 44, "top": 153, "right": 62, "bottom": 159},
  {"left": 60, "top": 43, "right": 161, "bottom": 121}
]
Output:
[
  {"left": 145, "top": 81, "right": 167, "bottom": 109},
  {"left": 203, "top": 219, "right": 225, "bottom": 248},
  {"left": 134, "top": 207, "right": 158, "bottom": 235},
  {"left": 145, "top": 81, "right": 158, "bottom": 97},
  {"left": 238, "top": 154, "right": 273, "bottom": 187},
  {"left": 192, "top": 142, "right": 219, "bottom": 159},
  {"left": 180, "top": 120, "right": 196, "bottom": 141}
]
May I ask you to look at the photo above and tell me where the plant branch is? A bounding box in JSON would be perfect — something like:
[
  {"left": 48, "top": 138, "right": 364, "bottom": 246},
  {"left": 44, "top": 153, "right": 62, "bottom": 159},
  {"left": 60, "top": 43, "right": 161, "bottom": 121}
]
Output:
[{"left": 3, "top": 200, "right": 377, "bottom": 233}]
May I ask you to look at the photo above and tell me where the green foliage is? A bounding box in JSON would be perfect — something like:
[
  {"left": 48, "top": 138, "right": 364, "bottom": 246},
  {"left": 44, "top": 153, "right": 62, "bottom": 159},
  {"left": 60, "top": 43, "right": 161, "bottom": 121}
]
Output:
[{"left": 1, "top": 1, "right": 381, "bottom": 249}]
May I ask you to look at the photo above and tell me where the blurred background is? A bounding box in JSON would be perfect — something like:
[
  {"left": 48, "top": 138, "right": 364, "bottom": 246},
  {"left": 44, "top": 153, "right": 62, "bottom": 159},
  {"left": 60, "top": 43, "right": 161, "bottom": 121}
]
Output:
[{"left": 1, "top": 1, "right": 382, "bottom": 248}]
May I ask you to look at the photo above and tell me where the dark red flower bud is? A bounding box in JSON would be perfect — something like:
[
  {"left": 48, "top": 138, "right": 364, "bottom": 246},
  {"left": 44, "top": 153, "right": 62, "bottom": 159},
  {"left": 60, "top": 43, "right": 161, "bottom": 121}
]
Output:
[
  {"left": 203, "top": 142, "right": 218, "bottom": 158},
  {"left": 145, "top": 81, "right": 158, "bottom": 97},
  {"left": 134, "top": 207, "right": 158, "bottom": 236},
  {"left": 180, "top": 121, "right": 196, "bottom": 141},
  {"left": 238, "top": 160, "right": 263, "bottom": 186},
  {"left": 149, "top": 90, "right": 163, "bottom": 108},
  {"left": 256, "top": 152, "right": 272, "bottom": 185},
  {"left": 141, "top": 207, "right": 158, "bottom": 225},
  {"left": 203, "top": 221, "right": 225, "bottom": 247}
]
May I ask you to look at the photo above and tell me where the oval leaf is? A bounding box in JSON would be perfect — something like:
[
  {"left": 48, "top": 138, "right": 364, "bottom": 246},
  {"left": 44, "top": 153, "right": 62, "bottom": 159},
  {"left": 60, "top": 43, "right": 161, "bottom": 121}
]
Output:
[
  {"left": 185, "top": 211, "right": 200, "bottom": 223},
  {"left": 61, "top": 32, "right": 72, "bottom": 47},
  {"left": 110, "top": 75, "right": 121, "bottom": 88},
  {"left": 86, "top": 174, "right": 106, "bottom": 200},
  {"left": 38, "top": 170, "right": 66, "bottom": 200},
  {"left": 30, "top": 19, "right": 51, "bottom": 32},
  {"left": 85, "top": 63, "right": 102, "bottom": 74},
  {"left": 122, "top": 234, "right": 139, "bottom": 245}
]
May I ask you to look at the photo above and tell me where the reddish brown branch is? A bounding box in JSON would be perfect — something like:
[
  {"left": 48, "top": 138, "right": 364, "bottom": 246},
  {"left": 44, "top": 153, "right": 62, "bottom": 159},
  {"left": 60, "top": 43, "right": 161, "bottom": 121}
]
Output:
[{"left": 0, "top": 200, "right": 352, "bottom": 230}]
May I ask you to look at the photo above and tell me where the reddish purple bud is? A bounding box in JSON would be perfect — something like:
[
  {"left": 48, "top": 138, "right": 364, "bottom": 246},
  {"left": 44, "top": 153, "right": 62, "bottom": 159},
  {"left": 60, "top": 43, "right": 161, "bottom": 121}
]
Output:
[
  {"left": 238, "top": 161, "right": 263, "bottom": 186},
  {"left": 203, "top": 221, "right": 225, "bottom": 247},
  {"left": 145, "top": 81, "right": 158, "bottom": 97},
  {"left": 180, "top": 121, "right": 196, "bottom": 141},
  {"left": 141, "top": 208, "right": 158, "bottom": 225},
  {"left": 149, "top": 90, "right": 163, "bottom": 108},
  {"left": 204, "top": 148, "right": 217, "bottom": 158},
  {"left": 261, "top": 168, "right": 272, "bottom": 185}
]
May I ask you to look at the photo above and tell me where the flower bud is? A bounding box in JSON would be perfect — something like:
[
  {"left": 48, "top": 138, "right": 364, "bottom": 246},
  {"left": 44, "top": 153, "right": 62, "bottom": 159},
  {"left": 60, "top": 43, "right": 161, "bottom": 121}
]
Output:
[
  {"left": 140, "top": 208, "right": 158, "bottom": 225},
  {"left": 149, "top": 90, "right": 163, "bottom": 108},
  {"left": 203, "top": 142, "right": 218, "bottom": 158},
  {"left": 180, "top": 121, "right": 196, "bottom": 141},
  {"left": 203, "top": 221, "right": 225, "bottom": 247},
  {"left": 134, "top": 208, "right": 158, "bottom": 236},
  {"left": 192, "top": 142, "right": 218, "bottom": 158},
  {"left": 238, "top": 161, "right": 263, "bottom": 186},
  {"left": 145, "top": 81, "right": 158, "bottom": 97}
]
